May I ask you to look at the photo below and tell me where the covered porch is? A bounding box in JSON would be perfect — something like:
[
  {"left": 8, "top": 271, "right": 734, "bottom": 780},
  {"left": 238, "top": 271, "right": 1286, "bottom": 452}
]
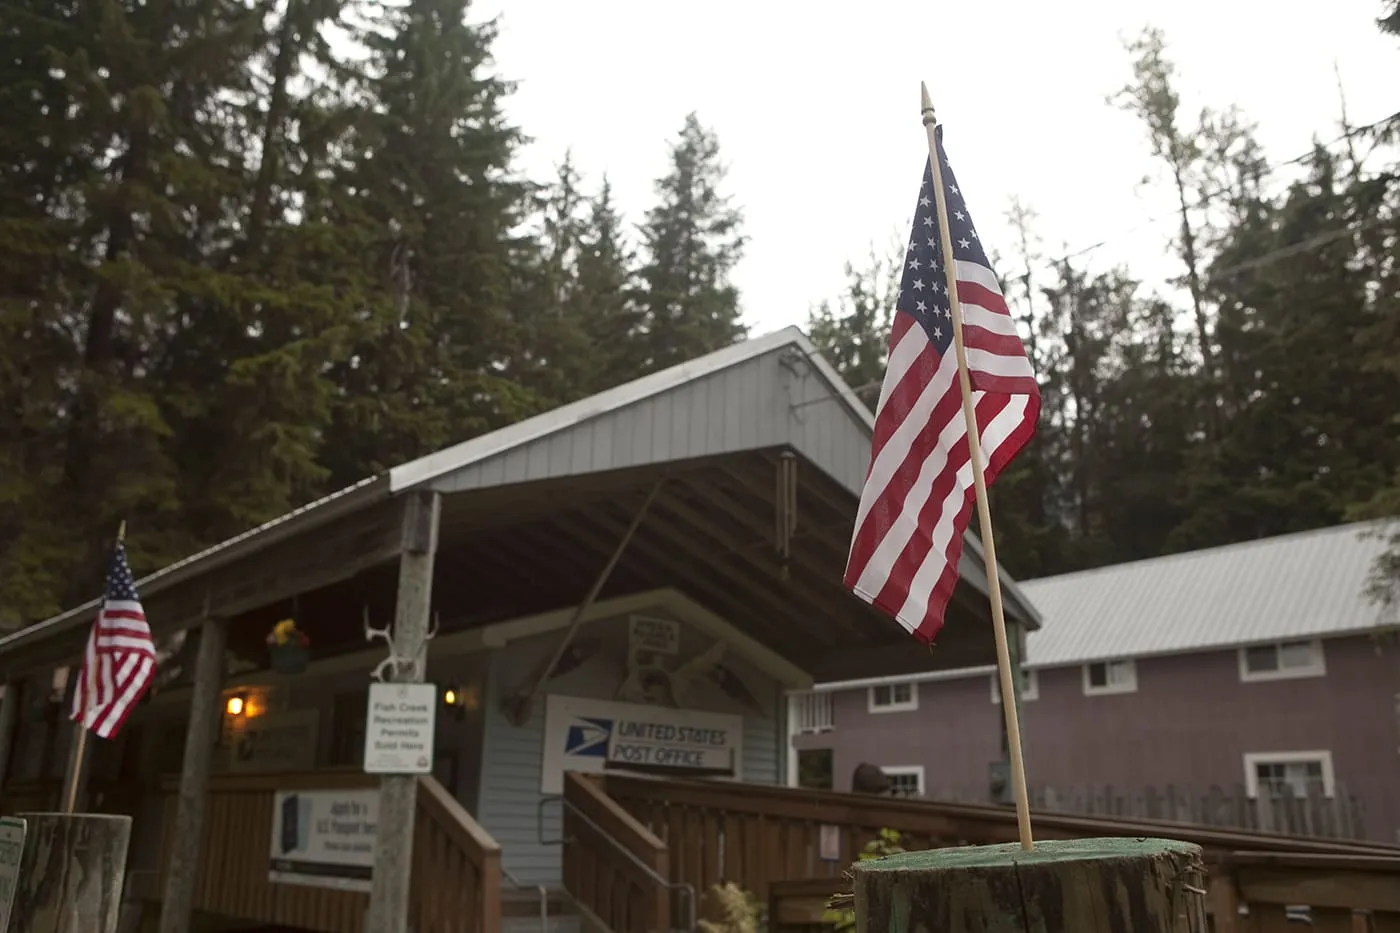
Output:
[{"left": 0, "top": 327, "right": 1040, "bottom": 933}]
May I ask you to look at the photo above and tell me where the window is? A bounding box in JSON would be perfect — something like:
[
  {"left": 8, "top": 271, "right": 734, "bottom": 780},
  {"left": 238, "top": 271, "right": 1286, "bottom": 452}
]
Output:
[
  {"left": 1244, "top": 751, "right": 1335, "bottom": 799},
  {"left": 1082, "top": 659, "right": 1137, "bottom": 695},
  {"left": 867, "top": 681, "right": 918, "bottom": 714},
  {"left": 880, "top": 765, "right": 925, "bottom": 798},
  {"left": 329, "top": 689, "right": 369, "bottom": 767},
  {"left": 1238, "top": 640, "right": 1326, "bottom": 682},
  {"left": 789, "top": 691, "right": 834, "bottom": 733},
  {"left": 991, "top": 668, "right": 1039, "bottom": 704},
  {"left": 797, "top": 748, "right": 834, "bottom": 790}
]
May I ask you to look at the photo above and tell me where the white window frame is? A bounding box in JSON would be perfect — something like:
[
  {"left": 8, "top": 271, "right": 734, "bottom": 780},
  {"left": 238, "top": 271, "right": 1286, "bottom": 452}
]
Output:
[
  {"left": 1243, "top": 750, "right": 1336, "bottom": 799},
  {"left": 867, "top": 681, "right": 918, "bottom": 714},
  {"left": 1238, "top": 640, "right": 1326, "bottom": 683},
  {"left": 880, "top": 765, "right": 925, "bottom": 797},
  {"left": 991, "top": 668, "right": 1039, "bottom": 704},
  {"left": 1082, "top": 658, "right": 1137, "bottom": 696}
]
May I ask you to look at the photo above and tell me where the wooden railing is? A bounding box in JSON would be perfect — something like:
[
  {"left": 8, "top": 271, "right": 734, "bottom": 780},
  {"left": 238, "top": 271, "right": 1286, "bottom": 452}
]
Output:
[
  {"left": 154, "top": 769, "right": 501, "bottom": 933},
  {"left": 562, "top": 772, "right": 673, "bottom": 933},
  {"left": 0, "top": 780, "right": 59, "bottom": 815},
  {"left": 597, "top": 773, "right": 1400, "bottom": 931}
]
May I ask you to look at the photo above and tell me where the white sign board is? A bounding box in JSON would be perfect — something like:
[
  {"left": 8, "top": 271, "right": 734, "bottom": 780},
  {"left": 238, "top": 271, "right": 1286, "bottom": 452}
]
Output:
[
  {"left": 363, "top": 682, "right": 436, "bottom": 774},
  {"left": 0, "top": 817, "right": 25, "bottom": 933},
  {"left": 541, "top": 694, "right": 743, "bottom": 794},
  {"left": 819, "top": 824, "right": 842, "bottom": 861},
  {"left": 269, "top": 789, "right": 378, "bottom": 892},
  {"left": 628, "top": 616, "right": 680, "bottom": 656}
]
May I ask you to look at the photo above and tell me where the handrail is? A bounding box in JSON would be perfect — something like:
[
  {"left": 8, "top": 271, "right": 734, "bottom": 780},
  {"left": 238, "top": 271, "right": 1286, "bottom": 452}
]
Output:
[
  {"left": 417, "top": 774, "right": 501, "bottom": 862},
  {"left": 561, "top": 793, "right": 696, "bottom": 932},
  {"left": 601, "top": 772, "right": 1400, "bottom": 857},
  {"left": 538, "top": 794, "right": 564, "bottom": 846},
  {"left": 502, "top": 868, "right": 549, "bottom": 933},
  {"left": 416, "top": 775, "right": 503, "bottom": 933}
]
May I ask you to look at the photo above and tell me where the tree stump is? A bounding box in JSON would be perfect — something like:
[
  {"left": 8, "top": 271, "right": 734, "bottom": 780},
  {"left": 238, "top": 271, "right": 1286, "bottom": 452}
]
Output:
[
  {"left": 12, "top": 813, "right": 132, "bottom": 933},
  {"left": 852, "top": 837, "right": 1207, "bottom": 933}
]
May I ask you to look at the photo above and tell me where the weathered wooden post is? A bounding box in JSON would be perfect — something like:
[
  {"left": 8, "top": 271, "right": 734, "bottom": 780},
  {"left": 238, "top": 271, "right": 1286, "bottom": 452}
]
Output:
[
  {"left": 157, "top": 616, "right": 227, "bottom": 933},
  {"left": 364, "top": 491, "right": 441, "bottom": 933},
  {"left": 852, "top": 838, "right": 1207, "bottom": 933},
  {"left": 11, "top": 813, "right": 132, "bottom": 933}
]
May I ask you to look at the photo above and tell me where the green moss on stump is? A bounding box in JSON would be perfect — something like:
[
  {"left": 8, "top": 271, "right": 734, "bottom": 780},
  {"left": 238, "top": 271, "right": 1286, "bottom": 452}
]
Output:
[{"left": 852, "top": 837, "right": 1206, "bottom": 933}]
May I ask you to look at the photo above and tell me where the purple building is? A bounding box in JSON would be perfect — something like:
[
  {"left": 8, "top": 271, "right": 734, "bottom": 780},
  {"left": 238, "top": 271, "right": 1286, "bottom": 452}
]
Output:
[{"left": 788, "top": 522, "right": 1400, "bottom": 843}]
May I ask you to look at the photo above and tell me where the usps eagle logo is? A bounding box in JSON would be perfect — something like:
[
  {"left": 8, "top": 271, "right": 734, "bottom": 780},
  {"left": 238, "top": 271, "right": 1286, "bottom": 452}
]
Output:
[{"left": 564, "top": 717, "right": 612, "bottom": 758}]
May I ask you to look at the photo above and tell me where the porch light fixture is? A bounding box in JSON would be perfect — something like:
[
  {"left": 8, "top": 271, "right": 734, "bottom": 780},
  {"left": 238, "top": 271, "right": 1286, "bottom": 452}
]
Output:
[
  {"left": 225, "top": 694, "right": 246, "bottom": 717},
  {"left": 441, "top": 684, "right": 479, "bottom": 719}
]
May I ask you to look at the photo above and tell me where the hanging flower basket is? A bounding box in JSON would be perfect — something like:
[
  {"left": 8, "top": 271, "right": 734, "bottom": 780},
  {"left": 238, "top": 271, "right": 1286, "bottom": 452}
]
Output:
[{"left": 266, "top": 619, "right": 311, "bottom": 675}]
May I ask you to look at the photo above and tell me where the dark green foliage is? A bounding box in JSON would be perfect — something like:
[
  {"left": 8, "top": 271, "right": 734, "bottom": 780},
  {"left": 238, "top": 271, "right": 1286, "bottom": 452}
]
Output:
[
  {"left": 809, "top": 19, "right": 1400, "bottom": 589},
  {"left": 0, "top": 0, "right": 746, "bottom": 624}
]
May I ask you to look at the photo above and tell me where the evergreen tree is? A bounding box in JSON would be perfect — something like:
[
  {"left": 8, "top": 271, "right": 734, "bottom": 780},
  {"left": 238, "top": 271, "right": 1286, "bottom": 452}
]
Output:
[
  {"left": 632, "top": 113, "right": 747, "bottom": 375},
  {"left": 573, "top": 178, "right": 643, "bottom": 394},
  {"left": 321, "top": 0, "right": 535, "bottom": 485},
  {"left": 805, "top": 244, "right": 900, "bottom": 411}
]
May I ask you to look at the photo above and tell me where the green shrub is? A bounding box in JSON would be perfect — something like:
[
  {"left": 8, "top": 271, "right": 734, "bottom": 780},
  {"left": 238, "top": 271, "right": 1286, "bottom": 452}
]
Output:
[{"left": 823, "top": 828, "right": 906, "bottom": 931}]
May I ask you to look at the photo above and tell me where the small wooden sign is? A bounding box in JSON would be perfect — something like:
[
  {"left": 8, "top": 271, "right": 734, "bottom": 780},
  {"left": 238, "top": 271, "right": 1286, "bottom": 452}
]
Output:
[{"left": 629, "top": 616, "right": 681, "bottom": 656}]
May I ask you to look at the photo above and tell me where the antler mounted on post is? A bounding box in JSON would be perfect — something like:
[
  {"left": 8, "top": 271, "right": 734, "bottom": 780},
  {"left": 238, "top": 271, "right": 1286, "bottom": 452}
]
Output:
[{"left": 363, "top": 605, "right": 439, "bottom": 682}]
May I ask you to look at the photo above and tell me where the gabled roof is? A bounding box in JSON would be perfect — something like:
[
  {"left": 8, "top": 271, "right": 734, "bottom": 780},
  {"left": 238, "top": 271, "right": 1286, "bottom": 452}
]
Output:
[
  {"left": 2, "top": 326, "right": 1037, "bottom": 658},
  {"left": 1019, "top": 521, "right": 1393, "bottom": 668}
]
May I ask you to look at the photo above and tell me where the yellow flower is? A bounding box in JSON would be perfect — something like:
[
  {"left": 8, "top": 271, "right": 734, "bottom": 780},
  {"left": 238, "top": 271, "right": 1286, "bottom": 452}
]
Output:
[{"left": 271, "top": 619, "right": 298, "bottom": 646}]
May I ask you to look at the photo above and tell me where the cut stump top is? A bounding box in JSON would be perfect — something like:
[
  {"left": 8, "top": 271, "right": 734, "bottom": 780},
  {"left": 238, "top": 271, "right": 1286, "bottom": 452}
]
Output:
[{"left": 853, "top": 837, "right": 1201, "bottom": 875}]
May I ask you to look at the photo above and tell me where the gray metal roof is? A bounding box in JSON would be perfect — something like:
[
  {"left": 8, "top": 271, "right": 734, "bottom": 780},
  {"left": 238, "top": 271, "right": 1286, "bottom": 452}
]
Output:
[
  {"left": 1018, "top": 522, "right": 1394, "bottom": 668},
  {"left": 1, "top": 325, "right": 1039, "bottom": 657}
]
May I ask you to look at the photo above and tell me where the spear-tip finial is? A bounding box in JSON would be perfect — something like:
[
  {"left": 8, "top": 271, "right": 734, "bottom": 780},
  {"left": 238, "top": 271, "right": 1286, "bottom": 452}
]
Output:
[
  {"left": 920, "top": 81, "right": 937, "bottom": 126},
  {"left": 117, "top": 520, "right": 127, "bottom": 544}
]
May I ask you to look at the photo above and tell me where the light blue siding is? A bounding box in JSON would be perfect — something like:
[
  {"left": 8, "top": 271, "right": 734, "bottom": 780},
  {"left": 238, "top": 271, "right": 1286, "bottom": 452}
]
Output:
[{"left": 474, "top": 611, "right": 783, "bottom": 887}]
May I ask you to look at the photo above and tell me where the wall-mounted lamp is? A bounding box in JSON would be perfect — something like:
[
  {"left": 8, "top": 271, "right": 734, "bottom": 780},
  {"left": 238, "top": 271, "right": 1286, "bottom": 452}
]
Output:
[
  {"left": 225, "top": 694, "right": 246, "bottom": 717},
  {"left": 441, "top": 684, "right": 479, "bottom": 720}
]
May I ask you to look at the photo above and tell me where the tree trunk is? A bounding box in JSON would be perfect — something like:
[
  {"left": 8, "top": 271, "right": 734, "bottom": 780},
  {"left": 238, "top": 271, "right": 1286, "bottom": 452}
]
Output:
[
  {"left": 853, "top": 837, "right": 1206, "bottom": 933},
  {"left": 12, "top": 813, "right": 132, "bottom": 933}
]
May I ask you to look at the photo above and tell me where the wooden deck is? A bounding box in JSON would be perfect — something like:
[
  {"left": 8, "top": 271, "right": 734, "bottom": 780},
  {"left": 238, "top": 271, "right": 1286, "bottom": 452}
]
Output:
[
  {"left": 567, "top": 773, "right": 1400, "bottom": 932},
  {"left": 2, "top": 770, "right": 502, "bottom": 933},
  {"left": 7, "top": 770, "right": 1400, "bottom": 931}
]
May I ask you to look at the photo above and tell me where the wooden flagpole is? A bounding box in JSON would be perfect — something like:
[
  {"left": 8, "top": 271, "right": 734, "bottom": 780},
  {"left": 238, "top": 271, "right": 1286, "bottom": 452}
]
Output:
[
  {"left": 62, "top": 519, "right": 126, "bottom": 814},
  {"left": 920, "top": 82, "right": 1034, "bottom": 851}
]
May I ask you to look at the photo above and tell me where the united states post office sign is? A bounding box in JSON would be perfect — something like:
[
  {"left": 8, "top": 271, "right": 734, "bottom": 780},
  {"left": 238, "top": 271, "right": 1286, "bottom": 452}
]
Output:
[{"left": 540, "top": 694, "right": 743, "bottom": 794}]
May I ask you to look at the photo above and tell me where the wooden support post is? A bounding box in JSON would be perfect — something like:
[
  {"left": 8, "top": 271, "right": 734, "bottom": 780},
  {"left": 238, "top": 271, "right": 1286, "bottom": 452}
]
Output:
[
  {"left": 157, "top": 616, "right": 226, "bottom": 933},
  {"left": 0, "top": 681, "right": 18, "bottom": 793},
  {"left": 12, "top": 812, "right": 132, "bottom": 933},
  {"left": 1207, "top": 869, "right": 1242, "bottom": 933},
  {"left": 365, "top": 491, "right": 441, "bottom": 933},
  {"left": 853, "top": 837, "right": 1207, "bottom": 933}
]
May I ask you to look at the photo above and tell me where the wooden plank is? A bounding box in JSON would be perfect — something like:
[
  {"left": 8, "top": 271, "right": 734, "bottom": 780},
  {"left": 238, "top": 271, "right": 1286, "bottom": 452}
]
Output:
[
  {"left": 1237, "top": 866, "right": 1400, "bottom": 913},
  {"left": 1208, "top": 871, "right": 1243, "bottom": 933},
  {"left": 601, "top": 774, "right": 1400, "bottom": 859}
]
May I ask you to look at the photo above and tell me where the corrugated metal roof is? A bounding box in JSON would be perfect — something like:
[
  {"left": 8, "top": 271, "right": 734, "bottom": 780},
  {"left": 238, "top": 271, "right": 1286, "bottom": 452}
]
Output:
[
  {"left": 388, "top": 325, "right": 873, "bottom": 492},
  {"left": 1018, "top": 522, "right": 1394, "bottom": 668},
  {"left": 2, "top": 325, "right": 1040, "bottom": 657}
]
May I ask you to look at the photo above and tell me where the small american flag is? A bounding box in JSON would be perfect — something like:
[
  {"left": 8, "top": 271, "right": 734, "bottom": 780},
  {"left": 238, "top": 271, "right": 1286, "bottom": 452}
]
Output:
[
  {"left": 844, "top": 127, "right": 1040, "bottom": 643},
  {"left": 71, "top": 540, "right": 157, "bottom": 738}
]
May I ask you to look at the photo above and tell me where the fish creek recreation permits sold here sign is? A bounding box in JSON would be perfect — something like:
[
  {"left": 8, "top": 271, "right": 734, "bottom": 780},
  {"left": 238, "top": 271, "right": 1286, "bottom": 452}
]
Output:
[{"left": 362, "top": 682, "right": 436, "bottom": 774}]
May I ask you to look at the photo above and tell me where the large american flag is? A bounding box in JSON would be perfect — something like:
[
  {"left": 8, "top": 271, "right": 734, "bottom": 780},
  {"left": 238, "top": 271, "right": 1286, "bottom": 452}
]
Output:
[
  {"left": 71, "top": 541, "right": 157, "bottom": 738},
  {"left": 844, "top": 127, "right": 1040, "bottom": 643}
]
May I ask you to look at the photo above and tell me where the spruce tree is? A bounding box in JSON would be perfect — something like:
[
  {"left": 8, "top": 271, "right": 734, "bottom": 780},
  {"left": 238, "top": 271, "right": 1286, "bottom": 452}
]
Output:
[
  {"left": 322, "top": 0, "right": 534, "bottom": 485},
  {"left": 632, "top": 113, "right": 747, "bottom": 375}
]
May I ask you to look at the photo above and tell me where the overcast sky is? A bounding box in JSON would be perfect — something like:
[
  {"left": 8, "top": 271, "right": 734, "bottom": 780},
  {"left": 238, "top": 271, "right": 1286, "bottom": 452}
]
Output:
[{"left": 473, "top": 0, "right": 1398, "bottom": 335}]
